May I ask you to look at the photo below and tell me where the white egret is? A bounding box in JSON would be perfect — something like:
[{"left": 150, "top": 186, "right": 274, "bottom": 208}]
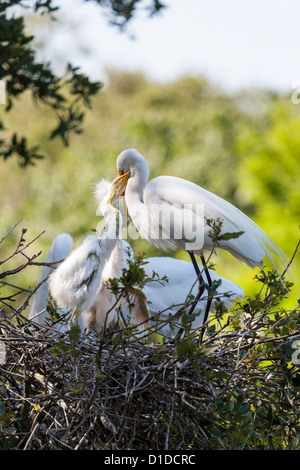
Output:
[
  {"left": 112, "top": 148, "right": 288, "bottom": 336},
  {"left": 48, "top": 179, "right": 125, "bottom": 330},
  {"left": 81, "top": 237, "right": 146, "bottom": 332},
  {"left": 47, "top": 179, "right": 151, "bottom": 332},
  {"left": 30, "top": 233, "right": 129, "bottom": 332},
  {"left": 92, "top": 179, "right": 243, "bottom": 338},
  {"left": 28, "top": 232, "right": 74, "bottom": 331}
]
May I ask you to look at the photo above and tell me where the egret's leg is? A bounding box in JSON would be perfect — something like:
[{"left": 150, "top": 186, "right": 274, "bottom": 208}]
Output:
[
  {"left": 200, "top": 254, "right": 212, "bottom": 324},
  {"left": 187, "top": 251, "right": 206, "bottom": 317},
  {"left": 199, "top": 254, "right": 213, "bottom": 343},
  {"left": 173, "top": 251, "right": 206, "bottom": 342}
]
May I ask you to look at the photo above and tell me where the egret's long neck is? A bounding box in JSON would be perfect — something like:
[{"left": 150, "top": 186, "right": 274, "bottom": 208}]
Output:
[
  {"left": 92, "top": 207, "right": 123, "bottom": 332},
  {"left": 126, "top": 173, "right": 145, "bottom": 204},
  {"left": 99, "top": 205, "right": 122, "bottom": 262},
  {"left": 101, "top": 240, "right": 122, "bottom": 283},
  {"left": 125, "top": 171, "right": 150, "bottom": 240}
]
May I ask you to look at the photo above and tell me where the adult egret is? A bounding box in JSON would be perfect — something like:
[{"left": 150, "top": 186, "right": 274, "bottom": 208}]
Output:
[
  {"left": 28, "top": 232, "right": 74, "bottom": 331},
  {"left": 112, "top": 148, "right": 288, "bottom": 333}
]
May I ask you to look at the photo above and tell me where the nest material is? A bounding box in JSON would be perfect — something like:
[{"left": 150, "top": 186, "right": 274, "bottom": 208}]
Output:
[
  {"left": 0, "top": 317, "right": 213, "bottom": 450},
  {"left": 1, "top": 308, "right": 300, "bottom": 451}
]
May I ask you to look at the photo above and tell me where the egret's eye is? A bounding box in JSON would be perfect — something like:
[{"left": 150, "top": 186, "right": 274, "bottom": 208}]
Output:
[{"left": 118, "top": 169, "right": 124, "bottom": 176}]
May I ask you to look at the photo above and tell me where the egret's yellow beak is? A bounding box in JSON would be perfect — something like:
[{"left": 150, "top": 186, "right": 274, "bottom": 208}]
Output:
[
  {"left": 114, "top": 169, "right": 130, "bottom": 190},
  {"left": 112, "top": 169, "right": 130, "bottom": 196},
  {"left": 111, "top": 169, "right": 130, "bottom": 215}
]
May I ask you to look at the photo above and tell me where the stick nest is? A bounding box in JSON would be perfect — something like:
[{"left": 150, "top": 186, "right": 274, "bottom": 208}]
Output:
[{"left": 1, "top": 306, "right": 300, "bottom": 451}]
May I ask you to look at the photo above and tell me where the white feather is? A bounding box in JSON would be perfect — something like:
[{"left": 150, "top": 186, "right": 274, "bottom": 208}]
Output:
[
  {"left": 143, "top": 256, "right": 244, "bottom": 338},
  {"left": 94, "top": 178, "right": 112, "bottom": 210},
  {"left": 29, "top": 233, "right": 74, "bottom": 330},
  {"left": 48, "top": 236, "right": 103, "bottom": 312}
]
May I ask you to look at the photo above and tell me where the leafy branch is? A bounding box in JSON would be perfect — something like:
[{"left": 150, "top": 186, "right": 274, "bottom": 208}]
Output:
[{"left": 0, "top": 1, "right": 165, "bottom": 166}]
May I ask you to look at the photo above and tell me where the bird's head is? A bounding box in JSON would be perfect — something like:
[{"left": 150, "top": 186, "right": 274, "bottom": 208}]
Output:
[{"left": 113, "top": 149, "right": 149, "bottom": 195}]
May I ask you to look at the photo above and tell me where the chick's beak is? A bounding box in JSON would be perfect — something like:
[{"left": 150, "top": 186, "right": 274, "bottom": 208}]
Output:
[
  {"left": 113, "top": 169, "right": 130, "bottom": 196},
  {"left": 110, "top": 169, "right": 130, "bottom": 217}
]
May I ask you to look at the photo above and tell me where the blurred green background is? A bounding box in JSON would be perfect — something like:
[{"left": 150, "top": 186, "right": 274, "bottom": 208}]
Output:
[{"left": 1, "top": 70, "right": 299, "bottom": 313}]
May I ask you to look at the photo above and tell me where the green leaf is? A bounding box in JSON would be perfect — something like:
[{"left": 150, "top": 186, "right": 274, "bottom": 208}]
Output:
[
  {"left": 69, "top": 323, "right": 81, "bottom": 346},
  {"left": 218, "top": 231, "right": 245, "bottom": 241},
  {"left": 236, "top": 404, "right": 251, "bottom": 416},
  {"left": 175, "top": 339, "right": 196, "bottom": 358}
]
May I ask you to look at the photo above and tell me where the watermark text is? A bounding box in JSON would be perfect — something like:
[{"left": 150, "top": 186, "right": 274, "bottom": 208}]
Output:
[{"left": 0, "top": 80, "right": 6, "bottom": 105}]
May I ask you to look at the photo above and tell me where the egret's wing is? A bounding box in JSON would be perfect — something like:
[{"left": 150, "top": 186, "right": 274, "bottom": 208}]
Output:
[
  {"left": 48, "top": 237, "right": 102, "bottom": 311},
  {"left": 145, "top": 176, "right": 288, "bottom": 270},
  {"left": 50, "top": 233, "right": 74, "bottom": 262},
  {"left": 142, "top": 255, "right": 244, "bottom": 338},
  {"left": 144, "top": 256, "right": 243, "bottom": 312},
  {"left": 29, "top": 233, "right": 73, "bottom": 322}
]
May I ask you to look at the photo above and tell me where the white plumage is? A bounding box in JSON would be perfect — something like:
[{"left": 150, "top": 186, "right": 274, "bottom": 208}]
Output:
[
  {"left": 33, "top": 232, "right": 243, "bottom": 338},
  {"left": 48, "top": 235, "right": 104, "bottom": 321},
  {"left": 28, "top": 232, "right": 74, "bottom": 331},
  {"left": 142, "top": 256, "right": 244, "bottom": 339}
]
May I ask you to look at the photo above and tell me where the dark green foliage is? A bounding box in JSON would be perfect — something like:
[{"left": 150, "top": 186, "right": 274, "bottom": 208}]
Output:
[
  {"left": 107, "top": 249, "right": 168, "bottom": 297},
  {"left": 0, "top": 0, "right": 164, "bottom": 165},
  {"left": 86, "top": 0, "right": 165, "bottom": 27},
  {"left": 0, "top": 4, "right": 101, "bottom": 164}
]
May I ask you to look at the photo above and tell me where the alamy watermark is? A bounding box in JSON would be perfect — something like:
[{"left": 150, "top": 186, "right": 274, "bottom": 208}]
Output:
[
  {"left": 291, "top": 81, "right": 300, "bottom": 104},
  {"left": 96, "top": 201, "right": 205, "bottom": 251},
  {"left": 0, "top": 340, "right": 6, "bottom": 365},
  {"left": 292, "top": 339, "right": 300, "bottom": 365},
  {"left": 0, "top": 79, "right": 6, "bottom": 105}
]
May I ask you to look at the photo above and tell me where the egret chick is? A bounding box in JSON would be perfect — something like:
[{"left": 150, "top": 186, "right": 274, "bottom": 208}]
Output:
[
  {"left": 85, "top": 181, "right": 148, "bottom": 332},
  {"left": 48, "top": 179, "right": 125, "bottom": 329}
]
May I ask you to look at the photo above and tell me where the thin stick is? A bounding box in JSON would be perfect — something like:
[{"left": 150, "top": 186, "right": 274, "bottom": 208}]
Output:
[{"left": 0, "top": 219, "right": 22, "bottom": 245}]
